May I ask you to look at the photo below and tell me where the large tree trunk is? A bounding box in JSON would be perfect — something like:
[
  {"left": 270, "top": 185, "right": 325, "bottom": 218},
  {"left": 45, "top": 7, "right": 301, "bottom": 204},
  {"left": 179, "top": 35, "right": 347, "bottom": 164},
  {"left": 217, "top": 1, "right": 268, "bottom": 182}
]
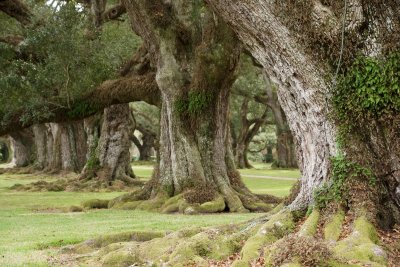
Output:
[
  {"left": 32, "top": 124, "right": 55, "bottom": 170},
  {"left": 9, "top": 129, "right": 34, "bottom": 167},
  {"left": 80, "top": 104, "right": 136, "bottom": 184},
  {"left": 111, "top": 0, "right": 272, "bottom": 213},
  {"left": 207, "top": 0, "right": 400, "bottom": 220},
  {"left": 206, "top": 0, "right": 338, "bottom": 210},
  {"left": 47, "top": 121, "right": 87, "bottom": 173}
]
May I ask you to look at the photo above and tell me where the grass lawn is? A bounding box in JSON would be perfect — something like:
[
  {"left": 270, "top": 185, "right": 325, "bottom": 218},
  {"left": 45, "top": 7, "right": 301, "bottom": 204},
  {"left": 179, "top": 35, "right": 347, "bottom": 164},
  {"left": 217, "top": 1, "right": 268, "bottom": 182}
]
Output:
[{"left": 0, "top": 164, "right": 299, "bottom": 266}]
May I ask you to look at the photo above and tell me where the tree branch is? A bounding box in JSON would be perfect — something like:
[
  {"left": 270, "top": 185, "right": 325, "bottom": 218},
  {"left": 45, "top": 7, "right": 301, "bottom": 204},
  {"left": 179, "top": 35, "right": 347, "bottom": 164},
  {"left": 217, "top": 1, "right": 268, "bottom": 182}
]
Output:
[
  {"left": 0, "top": 0, "right": 31, "bottom": 25},
  {"left": 0, "top": 72, "right": 160, "bottom": 136}
]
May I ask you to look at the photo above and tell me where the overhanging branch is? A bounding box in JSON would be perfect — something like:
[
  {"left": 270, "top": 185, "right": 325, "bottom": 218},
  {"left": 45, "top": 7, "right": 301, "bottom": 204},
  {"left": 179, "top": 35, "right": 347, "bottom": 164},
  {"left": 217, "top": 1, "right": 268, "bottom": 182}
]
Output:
[{"left": 0, "top": 72, "right": 160, "bottom": 136}]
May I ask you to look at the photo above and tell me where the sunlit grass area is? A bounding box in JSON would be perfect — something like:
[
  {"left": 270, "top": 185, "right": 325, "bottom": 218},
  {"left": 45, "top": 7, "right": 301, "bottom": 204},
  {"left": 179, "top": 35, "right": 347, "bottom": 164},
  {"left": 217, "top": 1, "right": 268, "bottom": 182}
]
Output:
[
  {"left": 133, "top": 161, "right": 301, "bottom": 180},
  {"left": 0, "top": 164, "right": 299, "bottom": 266}
]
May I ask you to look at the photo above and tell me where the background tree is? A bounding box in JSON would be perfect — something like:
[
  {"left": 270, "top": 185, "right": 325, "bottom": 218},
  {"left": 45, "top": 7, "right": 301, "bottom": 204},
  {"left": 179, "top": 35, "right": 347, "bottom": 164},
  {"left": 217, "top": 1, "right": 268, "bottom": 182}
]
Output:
[
  {"left": 130, "top": 101, "right": 159, "bottom": 161},
  {"left": 230, "top": 55, "right": 273, "bottom": 168},
  {"left": 230, "top": 55, "right": 296, "bottom": 168}
]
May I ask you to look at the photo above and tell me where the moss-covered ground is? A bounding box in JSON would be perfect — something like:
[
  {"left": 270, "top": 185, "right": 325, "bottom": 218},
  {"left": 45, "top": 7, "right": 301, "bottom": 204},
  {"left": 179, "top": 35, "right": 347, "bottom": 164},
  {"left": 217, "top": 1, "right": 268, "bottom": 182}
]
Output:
[{"left": 0, "top": 164, "right": 299, "bottom": 266}]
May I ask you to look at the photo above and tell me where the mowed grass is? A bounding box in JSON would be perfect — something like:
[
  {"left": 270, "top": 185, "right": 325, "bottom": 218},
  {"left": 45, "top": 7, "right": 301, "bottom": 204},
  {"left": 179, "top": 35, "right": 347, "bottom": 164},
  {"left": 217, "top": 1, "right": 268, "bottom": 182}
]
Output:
[{"left": 0, "top": 164, "right": 299, "bottom": 266}]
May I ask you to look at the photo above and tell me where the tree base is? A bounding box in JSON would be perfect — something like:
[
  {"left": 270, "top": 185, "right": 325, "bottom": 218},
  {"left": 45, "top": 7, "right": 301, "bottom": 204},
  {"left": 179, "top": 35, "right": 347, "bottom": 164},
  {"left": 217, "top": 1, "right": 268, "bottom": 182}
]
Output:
[
  {"left": 56, "top": 205, "right": 397, "bottom": 267},
  {"left": 106, "top": 182, "right": 280, "bottom": 214}
]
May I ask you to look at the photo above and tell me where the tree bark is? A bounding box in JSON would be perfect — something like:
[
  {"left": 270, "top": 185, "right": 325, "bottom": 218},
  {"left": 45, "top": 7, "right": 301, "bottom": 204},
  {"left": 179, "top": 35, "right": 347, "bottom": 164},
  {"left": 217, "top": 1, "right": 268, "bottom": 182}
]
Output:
[
  {"left": 9, "top": 129, "right": 34, "bottom": 167},
  {"left": 46, "top": 121, "right": 87, "bottom": 173},
  {"left": 80, "top": 104, "right": 136, "bottom": 184},
  {"left": 205, "top": 0, "right": 338, "bottom": 209},
  {"left": 234, "top": 99, "right": 252, "bottom": 169},
  {"left": 31, "top": 124, "right": 59, "bottom": 171}
]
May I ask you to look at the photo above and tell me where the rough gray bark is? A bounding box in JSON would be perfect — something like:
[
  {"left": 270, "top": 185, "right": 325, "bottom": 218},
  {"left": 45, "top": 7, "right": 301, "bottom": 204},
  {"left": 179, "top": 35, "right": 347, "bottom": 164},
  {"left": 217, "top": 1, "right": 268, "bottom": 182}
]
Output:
[
  {"left": 32, "top": 124, "right": 53, "bottom": 170},
  {"left": 80, "top": 104, "right": 136, "bottom": 183},
  {"left": 46, "top": 121, "right": 87, "bottom": 173}
]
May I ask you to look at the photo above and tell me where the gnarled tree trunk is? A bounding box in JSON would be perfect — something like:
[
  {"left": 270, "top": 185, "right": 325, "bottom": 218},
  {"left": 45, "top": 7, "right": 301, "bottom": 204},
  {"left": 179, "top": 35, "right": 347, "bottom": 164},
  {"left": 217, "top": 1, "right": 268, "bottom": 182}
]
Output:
[
  {"left": 80, "top": 104, "right": 136, "bottom": 184},
  {"left": 47, "top": 121, "right": 87, "bottom": 173}
]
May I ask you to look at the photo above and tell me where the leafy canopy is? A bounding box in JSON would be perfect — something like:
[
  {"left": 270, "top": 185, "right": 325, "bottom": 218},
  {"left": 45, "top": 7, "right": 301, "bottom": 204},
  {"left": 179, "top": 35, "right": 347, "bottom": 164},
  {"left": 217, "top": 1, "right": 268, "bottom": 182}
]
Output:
[{"left": 0, "top": 2, "right": 140, "bottom": 126}]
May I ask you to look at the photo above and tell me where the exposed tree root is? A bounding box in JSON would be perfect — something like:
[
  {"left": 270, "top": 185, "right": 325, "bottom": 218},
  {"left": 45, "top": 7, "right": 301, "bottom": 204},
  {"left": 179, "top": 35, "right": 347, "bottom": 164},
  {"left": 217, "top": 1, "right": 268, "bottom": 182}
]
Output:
[
  {"left": 56, "top": 206, "right": 392, "bottom": 267},
  {"left": 106, "top": 184, "right": 278, "bottom": 214}
]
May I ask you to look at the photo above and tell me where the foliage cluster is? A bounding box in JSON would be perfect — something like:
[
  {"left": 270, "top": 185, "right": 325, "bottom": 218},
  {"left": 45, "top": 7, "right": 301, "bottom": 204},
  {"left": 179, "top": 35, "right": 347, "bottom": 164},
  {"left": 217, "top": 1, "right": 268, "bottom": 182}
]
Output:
[
  {"left": 67, "top": 101, "right": 100, "bottom": 119},
  {"left": 0, "top": 2, "right": 140, "bottom": 127},
  {"left": 314, "top": 154, "right": 375, "bottom": 209},
  {"left": 333, "top": 54, "right": 400, "bottom": 137},
  {"left": 175, "top": 91, "right": 213, "bottom": 115}
]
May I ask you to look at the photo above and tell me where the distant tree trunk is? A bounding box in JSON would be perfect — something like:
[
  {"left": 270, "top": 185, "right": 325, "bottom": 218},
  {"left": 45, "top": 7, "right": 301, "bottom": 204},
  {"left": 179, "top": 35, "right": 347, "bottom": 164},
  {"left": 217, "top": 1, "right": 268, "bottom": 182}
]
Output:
[
  {"left": 132, "top": 132, "right": 155, "bottom": 161},
  {"left": 275, "top": 128, "right": 297, "bottom": 168},
  {"left": 235, "top": 99, "right": 252, "bottom": 169},
  {"left": 234, "top": 98, "right": 270, "bottom": 169},
  {"left": 139, "top": 133, "right": 154, "bottom": 161},
  {"left": 47, "top": 121, "right": 87, "bottom": 173},
  {"left": 113, "top": 1, "right": 270, "bottom": 213},
  {"left": 263, "top": 78, "right": 298, "bottom": 168},
  {"left": 80, "top": 104, "right": 136, "bottom": 183},
  {"left": 32, "top": 124, "right": 54, "bottom": 170},
  {"left": 9, "top": 129, "right": 34, "bottom": 167}
]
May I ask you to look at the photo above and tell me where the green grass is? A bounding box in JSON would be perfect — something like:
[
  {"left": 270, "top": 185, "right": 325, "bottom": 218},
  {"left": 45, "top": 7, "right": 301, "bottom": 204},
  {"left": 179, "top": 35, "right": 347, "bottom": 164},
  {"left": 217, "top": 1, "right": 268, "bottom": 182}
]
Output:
[
  {"left": 133, "top": 162, "right": 301, "bottom": 180},
  {"left": 0, "top": 165, "right": 299, "bottom": 266},
  {"left": 243, "top": 177, "right": 296, "bottom": 197}
]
